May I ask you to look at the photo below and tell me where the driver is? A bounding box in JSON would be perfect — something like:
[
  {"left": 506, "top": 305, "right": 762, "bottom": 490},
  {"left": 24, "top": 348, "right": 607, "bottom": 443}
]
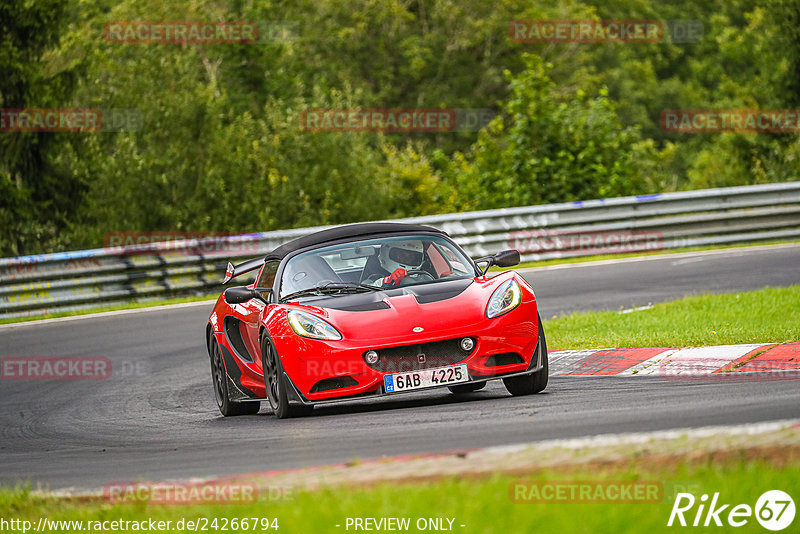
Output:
[{"left": 365, "top": 240, "right": 425, "bottom": 288}]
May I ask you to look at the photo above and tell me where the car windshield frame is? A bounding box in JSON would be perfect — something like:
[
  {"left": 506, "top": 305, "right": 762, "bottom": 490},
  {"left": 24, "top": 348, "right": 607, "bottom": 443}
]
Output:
[{"left": 278, "top": 234, "right": 477, "bottom": 301}]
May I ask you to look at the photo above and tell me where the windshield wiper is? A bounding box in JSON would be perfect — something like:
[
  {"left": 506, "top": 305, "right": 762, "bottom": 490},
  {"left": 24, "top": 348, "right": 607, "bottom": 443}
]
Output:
[{"left": 280, "top": 282, "right": 379, "bottom": 302}]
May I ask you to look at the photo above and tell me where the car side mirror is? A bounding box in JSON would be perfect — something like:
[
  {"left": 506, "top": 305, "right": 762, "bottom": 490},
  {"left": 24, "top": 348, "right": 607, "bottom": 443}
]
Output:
[
  {"left": 493, "top": 249, "right": 520, "bottom": 268},
  {"left": 224, "top": 286, "right": 271, "bottom": 305},
  {"left": 475, "top": 249, "right": 521, "bottom": 275}
]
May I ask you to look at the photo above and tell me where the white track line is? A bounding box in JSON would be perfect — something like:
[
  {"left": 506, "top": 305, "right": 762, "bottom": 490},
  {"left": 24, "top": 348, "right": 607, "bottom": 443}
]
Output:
[
  {"left": 612, "top": 349, "right": 677, "bottom": 376},
  {"left": 479, "top": 418, "right": 800, "bottom": 456},
  {"left": 519, "top": 242, "right": 800, "bottom": 273}
]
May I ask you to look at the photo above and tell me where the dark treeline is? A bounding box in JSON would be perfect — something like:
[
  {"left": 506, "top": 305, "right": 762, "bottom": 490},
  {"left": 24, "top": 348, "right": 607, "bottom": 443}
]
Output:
[{"left": 1, "top": 0, "right": 799, "bottom": 256}]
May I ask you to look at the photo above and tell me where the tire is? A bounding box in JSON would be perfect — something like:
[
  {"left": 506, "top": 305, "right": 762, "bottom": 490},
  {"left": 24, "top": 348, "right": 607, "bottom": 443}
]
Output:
[
  {"left": 503, "top": 314, "right": 549, "bottom": 396},
  {"left": 209, "top": 336, "right": 260, "bottom": 416},
  {"left": 448, "top": 382, "right": 486, "bottom": 394},
  {"left": 260, "top": 333, "right": 312, "bottom": 419}
]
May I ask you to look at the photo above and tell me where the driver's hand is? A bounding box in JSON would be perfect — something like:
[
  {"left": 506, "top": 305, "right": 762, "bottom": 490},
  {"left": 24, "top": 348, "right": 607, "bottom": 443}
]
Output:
[{"left": 382, "top": 268, "right": 408, "bottom": 287}]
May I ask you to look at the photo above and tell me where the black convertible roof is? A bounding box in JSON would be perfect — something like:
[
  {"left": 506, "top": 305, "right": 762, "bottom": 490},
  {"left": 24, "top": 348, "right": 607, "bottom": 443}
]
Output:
[
  {"left": 266, "top": 222, "right": 446, "bottom": 261},
  {"left": 223, "top": 222, "right": 447, "bottom": 283}
]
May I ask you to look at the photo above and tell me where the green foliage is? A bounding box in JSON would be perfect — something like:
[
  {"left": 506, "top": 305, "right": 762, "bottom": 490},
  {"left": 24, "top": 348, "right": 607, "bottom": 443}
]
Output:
[
  {"left": 375, "top": 142, "right": 450, "bottom": 218},
  {"left": 0, "top": 0, "right": 85, "bottom": 255},
  {"left": 446, "top": 55, "right": 651, "bottom": 210},
  {"left": 2, "top": 0, "right": 800, "bottom": 256}
]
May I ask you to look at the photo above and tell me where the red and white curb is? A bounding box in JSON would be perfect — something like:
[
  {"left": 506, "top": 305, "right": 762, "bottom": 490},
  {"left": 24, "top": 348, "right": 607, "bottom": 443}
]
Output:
[{"left": 550, "top": 342, "right": 800, "bottom": 377}]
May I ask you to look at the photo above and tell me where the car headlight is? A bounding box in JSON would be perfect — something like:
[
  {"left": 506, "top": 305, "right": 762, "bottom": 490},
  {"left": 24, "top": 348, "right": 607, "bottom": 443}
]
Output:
[
  {"left": 486, "top": 278, "right": 522, "bottom": 318},
  {"left": 287, "top": 310, "right": 342, "bottom": 340}
]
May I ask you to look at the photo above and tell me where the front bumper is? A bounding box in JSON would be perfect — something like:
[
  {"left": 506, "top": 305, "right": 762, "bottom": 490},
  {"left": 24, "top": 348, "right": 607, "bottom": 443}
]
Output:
[{"left": 274, "top": 316, "right": 543, "bottom": 405}]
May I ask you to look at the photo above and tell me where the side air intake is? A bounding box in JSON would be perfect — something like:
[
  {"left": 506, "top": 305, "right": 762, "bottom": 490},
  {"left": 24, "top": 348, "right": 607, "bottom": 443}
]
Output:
[{"left": 310, "top": 376, "right": 359, "bottom": 393}]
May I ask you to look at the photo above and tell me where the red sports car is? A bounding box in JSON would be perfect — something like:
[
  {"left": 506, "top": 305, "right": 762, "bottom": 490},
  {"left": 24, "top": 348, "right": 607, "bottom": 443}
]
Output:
[{"left": 205, "top": 222, "right": 547, "bottom": 418}]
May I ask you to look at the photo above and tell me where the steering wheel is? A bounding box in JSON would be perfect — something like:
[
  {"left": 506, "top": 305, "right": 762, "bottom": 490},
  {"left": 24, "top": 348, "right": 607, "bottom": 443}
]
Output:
[{"left": 406, "top": 269, "right": 435, "bottom": 281}]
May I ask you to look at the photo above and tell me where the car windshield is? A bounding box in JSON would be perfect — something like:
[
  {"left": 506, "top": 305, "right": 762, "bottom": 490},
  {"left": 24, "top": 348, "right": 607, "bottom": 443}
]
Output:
[{"left": 280, "top": 235, "right": 475, "bottom": 300}]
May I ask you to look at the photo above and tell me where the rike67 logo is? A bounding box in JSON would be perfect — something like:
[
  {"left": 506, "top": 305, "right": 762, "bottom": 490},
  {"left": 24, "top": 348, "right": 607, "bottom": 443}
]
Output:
[{"left": 668, "top": 490, "right": 795, "bottom": 530}]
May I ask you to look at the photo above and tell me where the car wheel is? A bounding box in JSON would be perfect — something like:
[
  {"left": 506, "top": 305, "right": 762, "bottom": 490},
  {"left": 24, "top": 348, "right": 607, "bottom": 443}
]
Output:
[
  {"left": 209, "top": 335, "right": 260, "bottom": 416},
  {"left": 503, "top": 314, "right": 549, "bottom": 396},
  {"left": 261, "top": 333, "right": 312, "bottom": 419},
  {"left": 448, "top": 382, "right": 486, "bottom": 394}
]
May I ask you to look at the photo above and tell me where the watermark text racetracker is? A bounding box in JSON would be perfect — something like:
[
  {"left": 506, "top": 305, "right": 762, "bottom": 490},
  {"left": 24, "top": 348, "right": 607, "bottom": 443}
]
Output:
[
  {"left": 103, "top": 481, "right": 291, "bottom": 506},
  {"left": 511, "top": 481, "right": 662, "bottom": 503},
  {"left": 660, "top": 360, "right": 800, "bottom": 381},
  {"left": 660, "top": 109, "right": 800, "bottom": 133},
  {"left": 509, "top": 19, "right": 703, "bottom": 43},
  {"left": 300, "top": 109, "right": 494, "bottom": 132},
  {"left": 104, "top": 20, "right": 297, "bottom": 44},
  {"left": 1, "top": 357, "right": 147, "bottom": 381},
  {"left": 508, "top": 230, "right": 663, "bottom": 256},
  {"left": 0, "top": 109, "right": 141, "bottom": 132},
  {"left": 511, "top": 480, "right": 702, "bottom": 504},
  {"left": 104, "top": 231, "right": 259, "bottom": 256}
]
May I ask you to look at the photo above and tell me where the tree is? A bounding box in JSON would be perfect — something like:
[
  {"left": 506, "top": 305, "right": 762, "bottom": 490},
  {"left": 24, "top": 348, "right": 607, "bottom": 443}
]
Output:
[
  {"left": 0, "top": 0, "right": 84, "bottom": 255},
  {"left": 447, "top": 54, "right": 650, "bottom": 210}
]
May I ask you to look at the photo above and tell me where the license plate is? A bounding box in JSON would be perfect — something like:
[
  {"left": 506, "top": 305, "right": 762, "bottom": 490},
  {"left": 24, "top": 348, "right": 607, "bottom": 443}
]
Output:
[{"left": 384, "top": 364, "right": 469, "bottom": 393}]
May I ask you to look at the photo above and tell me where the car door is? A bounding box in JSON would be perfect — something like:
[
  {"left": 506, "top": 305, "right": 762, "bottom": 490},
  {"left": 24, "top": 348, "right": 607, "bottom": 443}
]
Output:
[{"left": 239, "top": 260, "right": 279, "bottom": 360}]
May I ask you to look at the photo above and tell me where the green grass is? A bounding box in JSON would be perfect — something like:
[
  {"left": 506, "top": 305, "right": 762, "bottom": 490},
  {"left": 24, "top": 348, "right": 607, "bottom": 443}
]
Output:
[
  {"left": 545, "top": 285, "right": 800, "bottom": 351},
  {"left": 2, "top": 459, "right": 797, "bottom": 533},
  {"left": 0, "top": 295, "right": 215, "bottom": 325}
]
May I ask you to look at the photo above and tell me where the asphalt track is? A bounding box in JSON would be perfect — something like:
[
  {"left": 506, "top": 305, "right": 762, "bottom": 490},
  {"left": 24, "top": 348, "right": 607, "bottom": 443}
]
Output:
[{"left": 0, "top": 244, "right": 798, "bottom": 490}]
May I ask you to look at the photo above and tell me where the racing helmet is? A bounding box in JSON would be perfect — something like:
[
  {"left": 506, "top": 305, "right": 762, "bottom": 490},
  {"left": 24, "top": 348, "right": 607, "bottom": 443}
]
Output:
[{"left": 379, "top": 240, "right": 424, "bottom": 272}]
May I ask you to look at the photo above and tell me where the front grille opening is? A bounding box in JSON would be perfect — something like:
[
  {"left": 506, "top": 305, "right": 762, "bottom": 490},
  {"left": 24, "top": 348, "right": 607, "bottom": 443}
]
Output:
[
  {"left": 310, "top": 375, "right": 358, "bottom": 393},
  {"left": 363, "top": 338, "right": 476, "bottom": 372},
  {"left": 485, "top": 353, "right": 524, "bottom": 367}
]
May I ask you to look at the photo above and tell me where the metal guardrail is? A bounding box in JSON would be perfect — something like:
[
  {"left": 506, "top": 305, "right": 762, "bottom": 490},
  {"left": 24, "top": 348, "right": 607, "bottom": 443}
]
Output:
[{"left": 2, "top": 181, "right": 800, "bottom": 320}]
